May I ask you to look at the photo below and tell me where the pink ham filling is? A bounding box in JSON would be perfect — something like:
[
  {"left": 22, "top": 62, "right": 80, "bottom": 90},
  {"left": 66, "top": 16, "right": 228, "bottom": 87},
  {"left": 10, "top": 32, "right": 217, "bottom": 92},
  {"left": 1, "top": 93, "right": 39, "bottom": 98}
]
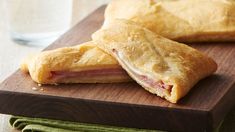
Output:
[
  {"left": 112, "top": 48, "right": 173, "bottom": 93},
  {"left": 138, "top": 75, "right": 173, "bottom": 93},
  {"left": 50, "top": 68, "right": 129, "bottom": 80}
]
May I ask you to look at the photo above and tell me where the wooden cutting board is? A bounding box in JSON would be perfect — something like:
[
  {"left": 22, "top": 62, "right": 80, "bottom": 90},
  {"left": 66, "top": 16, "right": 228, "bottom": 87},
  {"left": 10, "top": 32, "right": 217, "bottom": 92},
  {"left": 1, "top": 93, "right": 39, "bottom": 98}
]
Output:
[{"left": 0, "top": 6, "right": 234, "bottom": 132}]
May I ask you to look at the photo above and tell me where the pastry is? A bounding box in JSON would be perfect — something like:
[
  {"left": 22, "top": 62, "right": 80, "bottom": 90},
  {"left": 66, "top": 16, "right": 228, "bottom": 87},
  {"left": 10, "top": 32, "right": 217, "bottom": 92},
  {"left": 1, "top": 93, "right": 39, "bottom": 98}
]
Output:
[
  {"left": 21, "top": 41, "right": 132, "bottom": 84},
  {"left": 92, "top": 19, "right": 217, "bottom": 103},
  {"left": 103, "top": 0, "right": 235, "bottom": 42}
]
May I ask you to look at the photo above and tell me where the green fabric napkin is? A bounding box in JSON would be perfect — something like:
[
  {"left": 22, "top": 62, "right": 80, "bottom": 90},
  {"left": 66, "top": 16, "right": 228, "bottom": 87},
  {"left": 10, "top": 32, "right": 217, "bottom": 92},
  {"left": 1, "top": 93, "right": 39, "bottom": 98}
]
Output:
[
  {"left": 9, "top": 116, "right": 161, "bottom": 132},
  {"left": 9, "top": 106, "right": 235, "bottom": 132}
]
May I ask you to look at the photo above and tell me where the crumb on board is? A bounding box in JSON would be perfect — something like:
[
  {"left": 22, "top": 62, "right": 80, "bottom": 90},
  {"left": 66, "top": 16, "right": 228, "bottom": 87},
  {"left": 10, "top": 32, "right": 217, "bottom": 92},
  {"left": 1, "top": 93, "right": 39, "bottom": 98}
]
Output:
[
  {"left": 38, "top": 83, "right": 42, "bottom": 87},
  {"left": 32, "top": 87, "right": 38, "bottom": 91}
]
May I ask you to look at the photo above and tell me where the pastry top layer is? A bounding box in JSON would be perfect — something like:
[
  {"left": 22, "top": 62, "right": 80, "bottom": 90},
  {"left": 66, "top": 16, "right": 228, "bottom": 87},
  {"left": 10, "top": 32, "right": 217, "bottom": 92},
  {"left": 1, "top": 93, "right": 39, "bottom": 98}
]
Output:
[
  {"left": 21, "top": 41, "right": 120, "bottom": 83},
  {"left": 104, "top": 0, "right": 235, "bottom": 41},
  {"left": 92, "top": 19, "right": 217, "bottom": 103}
]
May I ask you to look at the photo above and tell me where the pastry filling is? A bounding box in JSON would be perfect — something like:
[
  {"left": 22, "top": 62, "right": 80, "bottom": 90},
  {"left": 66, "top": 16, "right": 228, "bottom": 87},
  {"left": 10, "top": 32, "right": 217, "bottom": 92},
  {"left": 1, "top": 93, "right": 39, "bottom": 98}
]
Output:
[
  {"left": 112, "top": 49, "right": 173, "bottom": 94},
  {"left": 50, "top": 68, "right": 130, "bottom": 81},
  {"left": 136, "top": 74, "right": 173, "bottom": 93}
]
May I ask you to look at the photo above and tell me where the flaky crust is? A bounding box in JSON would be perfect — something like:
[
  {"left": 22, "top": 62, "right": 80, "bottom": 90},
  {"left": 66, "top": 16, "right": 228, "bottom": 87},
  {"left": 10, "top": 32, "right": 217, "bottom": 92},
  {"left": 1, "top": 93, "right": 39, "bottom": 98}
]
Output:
[
  {"left": 103, "top": 0, "right": 235, "bottom": 42},
  {"left": 92, "top": 19, "right": 217, "bottom": 103},
  {"left": 21, "top": 41, "right": 131, "bottom": 84}
]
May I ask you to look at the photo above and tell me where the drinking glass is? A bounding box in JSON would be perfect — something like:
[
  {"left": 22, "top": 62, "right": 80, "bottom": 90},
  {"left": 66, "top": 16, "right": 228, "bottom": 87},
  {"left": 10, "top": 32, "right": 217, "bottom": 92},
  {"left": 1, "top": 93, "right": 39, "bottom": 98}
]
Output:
[{"left": 5, "top": 0, "right": 73, "bottom": 46}]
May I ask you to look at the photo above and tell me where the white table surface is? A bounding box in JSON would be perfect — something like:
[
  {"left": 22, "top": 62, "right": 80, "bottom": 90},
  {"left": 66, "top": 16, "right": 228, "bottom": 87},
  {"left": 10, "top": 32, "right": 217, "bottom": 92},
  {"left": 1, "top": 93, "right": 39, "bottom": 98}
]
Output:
[{"left": 0, "top": 0, "right": 110, "bottom": 131}]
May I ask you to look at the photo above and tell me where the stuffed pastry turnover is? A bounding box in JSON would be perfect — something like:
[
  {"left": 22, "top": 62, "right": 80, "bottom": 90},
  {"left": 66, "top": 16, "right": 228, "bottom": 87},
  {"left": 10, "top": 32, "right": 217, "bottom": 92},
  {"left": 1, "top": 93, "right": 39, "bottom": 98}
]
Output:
[
  {"left": 92, "top": 19, "right": 217, "bottom": 103},
  {"left": 21, "top": 42, "right": 131, "bottom": 84},
  {"left": 104, "top": 0, "right": 235, "bottom": 42}
]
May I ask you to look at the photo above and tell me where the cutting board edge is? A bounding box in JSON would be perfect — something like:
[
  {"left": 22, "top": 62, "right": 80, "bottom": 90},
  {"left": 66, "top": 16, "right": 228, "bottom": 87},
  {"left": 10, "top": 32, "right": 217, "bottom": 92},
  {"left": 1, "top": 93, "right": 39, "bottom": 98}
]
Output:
[
  {"left": 0, "top": 89, "right": 213, "bottom": 132},
  {"left": 210, "top": 83, "right": 235, "bottom": 129},
  {"left": 0, "top": 89, "right": 211, "bottom": 112}
]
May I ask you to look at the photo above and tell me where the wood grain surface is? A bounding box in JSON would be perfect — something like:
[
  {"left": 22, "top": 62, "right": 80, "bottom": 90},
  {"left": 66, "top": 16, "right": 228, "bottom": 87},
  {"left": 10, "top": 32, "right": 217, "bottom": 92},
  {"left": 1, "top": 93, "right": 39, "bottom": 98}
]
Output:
[{"left": 0, "top": 6, "right": 234, "bottom": 132}]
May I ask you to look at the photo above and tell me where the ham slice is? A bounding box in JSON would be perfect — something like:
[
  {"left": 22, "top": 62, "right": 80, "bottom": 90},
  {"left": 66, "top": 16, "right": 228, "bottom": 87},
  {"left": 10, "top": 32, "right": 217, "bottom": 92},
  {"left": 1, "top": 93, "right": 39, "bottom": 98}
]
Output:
[
  {"left": 138, "top": 75, "right": 173, "bottom": 93},
  {"left": 50, "top": 68, "right": 131, "bottom": 82},
  {"left": 50, "top": 64, "right": 173, "bottom": 93}
]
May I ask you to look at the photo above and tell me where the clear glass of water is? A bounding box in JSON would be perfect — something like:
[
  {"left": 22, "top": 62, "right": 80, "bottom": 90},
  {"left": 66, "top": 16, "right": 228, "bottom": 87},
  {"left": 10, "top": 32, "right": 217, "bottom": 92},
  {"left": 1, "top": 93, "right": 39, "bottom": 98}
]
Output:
[{"left": 6, "top": 0, "right": 73, "bottom": 46}]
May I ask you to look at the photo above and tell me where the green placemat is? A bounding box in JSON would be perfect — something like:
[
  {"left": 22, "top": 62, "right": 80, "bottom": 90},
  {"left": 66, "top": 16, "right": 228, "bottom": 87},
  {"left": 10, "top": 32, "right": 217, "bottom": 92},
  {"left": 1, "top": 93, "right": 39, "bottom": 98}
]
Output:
[{"left": 9, "top": 106, "right": 235, "bottom": 132}]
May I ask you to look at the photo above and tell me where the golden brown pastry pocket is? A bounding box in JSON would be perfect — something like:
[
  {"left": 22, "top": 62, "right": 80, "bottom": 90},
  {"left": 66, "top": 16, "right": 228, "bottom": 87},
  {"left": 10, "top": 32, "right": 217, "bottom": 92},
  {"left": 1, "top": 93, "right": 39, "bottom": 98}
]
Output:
[
  {"left": 104, "top": 0, "right": 235, "bottom": 42},
  {"left": 92, "top": 19, "right": 217, "bottom": 103},
  {"left": 21, "top": 41, "right": 131, "bottom": 84}
]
